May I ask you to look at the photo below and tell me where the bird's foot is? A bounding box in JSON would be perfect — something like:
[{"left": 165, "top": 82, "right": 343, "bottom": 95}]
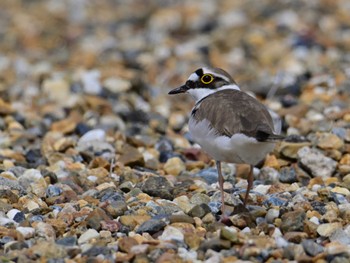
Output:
[{"left": 219, "top": 213, "right": 232, "bottom": 225}]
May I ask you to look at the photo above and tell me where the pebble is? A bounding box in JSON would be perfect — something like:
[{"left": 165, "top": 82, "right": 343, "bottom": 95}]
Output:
[
  {"left": 78, "top": 229, "right": 100, "bottom": 244},
  {"left": 266, "top": 208, "right": 280, "bottom": 224},
  {"left": 135, "top": 219, "right": 167, "bottom": 234},
  {"left": 118, "top": 236, "right": 138, "bottom": 253},
  {"left": 188, "top": 204, "right": 211, "bottom": 218},
  {"left": 280, "top": 210, "right": 306, "bottom": 233},
  {"left": 19, "top": 169, "right": 47, "bottom": 198},
  {"left": 34, "top": 222, "right": 56, "bottom": 241},
  {"left": 317, "top": 222, "right": 343, "bottom": 237},
  {"left": 279, "top": 166, "right": 298, "bottom": 184},
  {"left": 7, "top": 209, "right": 25, "bottom": 223},
  {"left": 195, "top": 168, "right": 219, "bottom": 184},
  {"left": 164, "top": 157, "right": 186, "bottom": 176},
  {"left": 301, "top": 239, "right": 324, "bottom": 256},
  {"left": 316, "top": 133, "right": 344, "bottom": 150},
  {"left": 329, "top": 229, "right": 350, "bottom": 245},
  {"left": 119, "top": 144, "right": 144, "bottom": 166},
  {"left": 159, "top": 226, "right": 185, "bottom": 242},
  {"left": 297, "top": 147, "right": 337, "bottom": 178},
  {"left": 56, "top": 236, "right": 77, "bottom": 247},
  {"left": 141, "top": 176, "right": 173, "bottom": 200},
  {"left": 16, "top": 227, "right": 35, "bottom": 239},
  {"left": 173, "top": 195, "right": 193, "bottom": 213}
]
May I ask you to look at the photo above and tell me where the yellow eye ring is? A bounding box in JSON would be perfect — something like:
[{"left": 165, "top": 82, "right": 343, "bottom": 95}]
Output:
[{"left": 201, "top": 74, "right": 214, "bottom": 84}]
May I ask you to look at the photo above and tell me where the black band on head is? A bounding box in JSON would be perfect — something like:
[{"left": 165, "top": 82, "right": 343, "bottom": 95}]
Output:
[{"left": 195, "top": 68, "right": 203, "bottom": 76}]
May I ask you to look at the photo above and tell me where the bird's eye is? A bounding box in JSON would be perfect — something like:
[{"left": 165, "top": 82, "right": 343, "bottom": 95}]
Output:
[{"left": 201, "top": 74, "right": 214, "bottom": 84}]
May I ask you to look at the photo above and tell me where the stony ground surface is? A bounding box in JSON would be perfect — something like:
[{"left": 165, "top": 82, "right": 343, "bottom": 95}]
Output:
[{"left": 0, "top": 0, "right": 350, "bottom": 262}]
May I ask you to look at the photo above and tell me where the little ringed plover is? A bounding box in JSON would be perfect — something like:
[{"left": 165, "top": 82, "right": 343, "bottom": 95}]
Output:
[{"left": 168, "top": 67, "right": 284, "bottom": 215}]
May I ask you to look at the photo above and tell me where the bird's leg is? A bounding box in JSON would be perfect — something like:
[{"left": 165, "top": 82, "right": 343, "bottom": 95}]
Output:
[
  {"left": 244, "top": 165, "right": 254, "bottom": 206},
  {"left": 216, "top": 161, "right": 225, "bottom": 215}
]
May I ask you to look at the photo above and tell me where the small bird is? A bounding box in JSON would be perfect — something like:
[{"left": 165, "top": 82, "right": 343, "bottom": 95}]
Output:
[{"left": 168, "top": 67, "right": 283, "bottom": 215}]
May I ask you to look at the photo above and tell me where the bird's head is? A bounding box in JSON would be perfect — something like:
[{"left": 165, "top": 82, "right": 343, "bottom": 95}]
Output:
[{"left": 168, "top": 67, "right": 240, "bottom": 101}]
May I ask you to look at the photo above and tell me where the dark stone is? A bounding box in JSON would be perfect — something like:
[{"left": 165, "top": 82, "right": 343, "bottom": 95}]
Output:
[
  {"left": 155, "top": 138, "right": 174, "bottom": 153},
  {"left": 279, "top": 166, "right": 297, "bottom": 184},
  {"left": 82, "top": 246, "right": 112, "bottom": 256},
  {"left": 188, "top": 204, "right": 211, "bottom": 218},
  {"left": 159, "top": 151, "right": 183, "bottom": 163},
  {"left": 13, "top": 211, "right": 25, "bottom": 223},
  {"left": 41, "top": 170, "right": 58, "bottom": 184},
  {"left": 75, "top": 122, "right": 91, "bottom": 136},
  {"left": 120, "top": 110, "right": 149, "bottom": 124},
  {"left": 141, "top": 176, "right": 173, "bottom": 200},
  {"left": 97, "top": 188, "right": 124, "bottom": 202},
  {"left": 280, "top": 210, "right": 306, "bottom": 233},
  {"left": 136, "top": 219, "right": 166, "bottom": 234},
  {"left": 25, "top": 149, "right": 42, "bottom": 163},
  {"left": 302, "top": 239, "right": 324, "bottom": 256},
  {"left": 263, "top": 195, "right": 289, "bottom": 207},
  {"left": 56, "top": 236, "right": 77, "bottom": 247},
  {"left": 310, "top": 201, "right": 327, "bottom": 214},
  {"left": 280, "top": 94, "right": 298, "bottom": 108}
]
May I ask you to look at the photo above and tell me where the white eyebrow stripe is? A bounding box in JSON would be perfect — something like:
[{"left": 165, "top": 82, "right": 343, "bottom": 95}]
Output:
[{"left": 202, "top": 67, "right": 230, "bottom": 83}]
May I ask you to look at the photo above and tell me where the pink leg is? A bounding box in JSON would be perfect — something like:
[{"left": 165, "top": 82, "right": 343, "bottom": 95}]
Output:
[
  {"left": 216, "top": 161, "right": 225, "bottom": 215},
  {"left": 244, "top": 165, "right": 254, "bottom": 206}
]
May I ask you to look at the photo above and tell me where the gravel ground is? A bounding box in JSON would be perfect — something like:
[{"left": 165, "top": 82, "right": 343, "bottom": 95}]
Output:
[{"left": 0, "top": 0, "right": 350, "bottom": 262}]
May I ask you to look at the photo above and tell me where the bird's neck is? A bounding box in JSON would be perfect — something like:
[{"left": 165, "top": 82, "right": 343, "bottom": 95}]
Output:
[{"left": 188, "top": 84, "right": 241, "bottom": 102}]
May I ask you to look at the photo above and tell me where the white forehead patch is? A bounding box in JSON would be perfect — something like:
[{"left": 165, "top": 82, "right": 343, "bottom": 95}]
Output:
[{"left": 188, "top": 73, "right": 199, "bottom": 81}]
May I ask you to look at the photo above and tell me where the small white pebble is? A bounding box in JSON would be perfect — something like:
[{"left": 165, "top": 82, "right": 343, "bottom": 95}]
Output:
[
  {"left": 254, "top": 185, "right": 271, "bottom": 195},
  {"left": 272, "top": 228, "right": 283, "bottom": 238},
  {"left": 241, "top": 227, "right": 251, "bottom": 233},
  {"left": 311, "top": 184, "right": 322, "bottom": 192},
  {"left": 16, "top": 227, "right": 35, "bottom": 239},
  {"left": 0, "top": 217, "right": 16, "bottom": 226},
  {"left": 275, "top": 236, "right": 289, "bottom": 248},
  {"left": 87, "top": 176, "right": 98, "bottom": 182},
  {"left": 309, "top": 216, "right": 320, "bottom": 225}
]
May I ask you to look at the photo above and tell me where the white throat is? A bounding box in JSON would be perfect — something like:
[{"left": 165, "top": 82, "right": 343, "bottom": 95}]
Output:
[{"left": 187, "top": 84, "right": 241, "bottom": 102}]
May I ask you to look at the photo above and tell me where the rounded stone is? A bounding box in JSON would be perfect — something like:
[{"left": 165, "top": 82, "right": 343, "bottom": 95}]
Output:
[{"left": 164, "top": 157, "right": 186, "bottom": 176}]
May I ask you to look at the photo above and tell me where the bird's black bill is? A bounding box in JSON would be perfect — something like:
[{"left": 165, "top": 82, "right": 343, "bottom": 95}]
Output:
[{"left": 168, "top": 85, "right": 188, "bottom": 95}]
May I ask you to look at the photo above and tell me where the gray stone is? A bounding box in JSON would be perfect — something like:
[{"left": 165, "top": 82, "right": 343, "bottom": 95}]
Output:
[
  {"left": 141, "top": 176, "right": 173, "bottom": 200},
  {"left": 302, "top": 239, "right": 324, "bottom": 256},
  {"left": 188, "top": 204, "right": 211, "bottom": 218},
  {"left": 279, "top": 166, "right": 298, "bottom": 183},
  {"left": 195, "top": 168, "right": 218, "bottom": 184},
  {"left": 190, "top": 193, "right": 210, "bottom": 205},
  {"left": 280, "top": 210, "right": 306, "bottom": 233},
  {"left": 330, "top": 229, "right": 350, "bottom": 245},
  {"left": 297, "top": 147, "right": 337, "bottom": 178},
  {"left": 136, "top": 219, "right": 166, "bottom": 234}
]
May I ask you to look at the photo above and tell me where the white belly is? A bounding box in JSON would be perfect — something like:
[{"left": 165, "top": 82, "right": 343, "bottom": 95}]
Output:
[{"left": 189, "top": 118, "right": 276, "bottom": 165}]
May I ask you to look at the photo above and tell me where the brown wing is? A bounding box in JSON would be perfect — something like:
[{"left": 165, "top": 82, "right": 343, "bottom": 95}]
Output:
[{"left": 192, "top": 89, "right": 278, "bottom": 141}]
